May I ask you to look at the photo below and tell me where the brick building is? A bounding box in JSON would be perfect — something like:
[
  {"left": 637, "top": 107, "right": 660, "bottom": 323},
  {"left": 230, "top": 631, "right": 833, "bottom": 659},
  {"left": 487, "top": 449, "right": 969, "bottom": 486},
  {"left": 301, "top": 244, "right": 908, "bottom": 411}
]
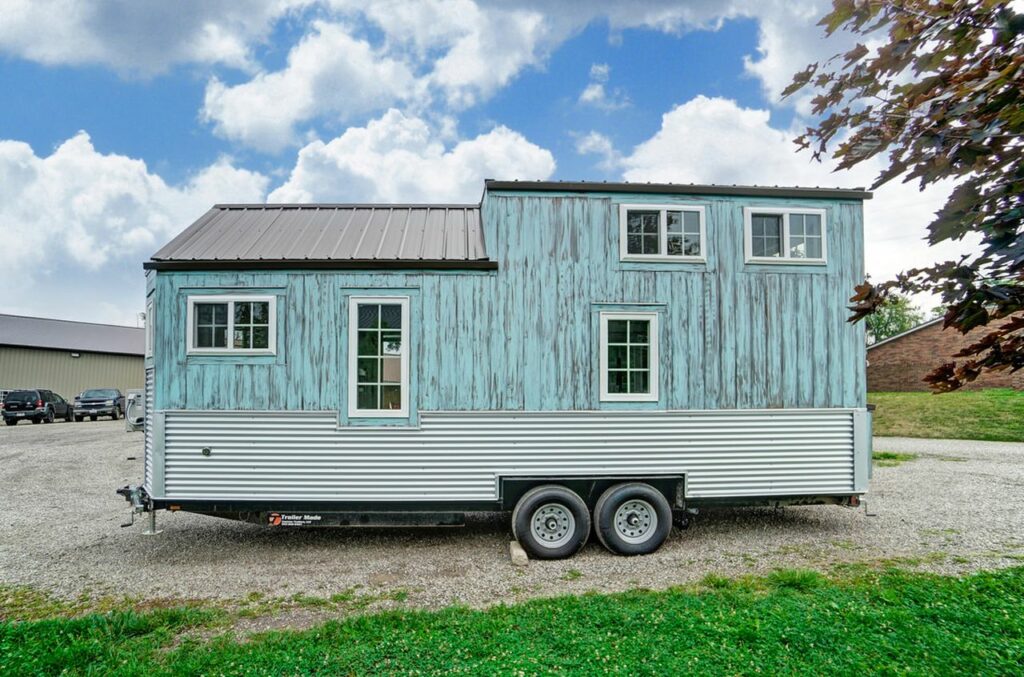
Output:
[{"left": 867, "top": 317, "right": 1024, "bottom": 391}]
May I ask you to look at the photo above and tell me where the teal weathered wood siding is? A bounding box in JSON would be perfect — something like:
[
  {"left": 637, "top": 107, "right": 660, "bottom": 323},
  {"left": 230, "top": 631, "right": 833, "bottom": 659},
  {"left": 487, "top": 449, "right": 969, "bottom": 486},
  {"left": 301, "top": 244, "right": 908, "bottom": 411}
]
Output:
[{"left": 150, "top": 191, "right": 865, "bottom": 417}]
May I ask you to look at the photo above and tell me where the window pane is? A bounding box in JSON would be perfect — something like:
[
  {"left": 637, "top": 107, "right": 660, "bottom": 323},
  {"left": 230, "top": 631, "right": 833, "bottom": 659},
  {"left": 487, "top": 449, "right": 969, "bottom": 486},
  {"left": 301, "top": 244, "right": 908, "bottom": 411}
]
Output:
[
  {"left": 252, "top": 326, "right": 269, "bottom": 349},
  {"left": 380, "top": 304, "right": 402, "bottom": 330},
  {"left": 235, "top": 302, "right": 251, "bottom": 324},
  {"left": 630, "top": 371, "right": 649, "bottom": 394},
  {"left": 683, "top": 233, "right": 701, "bottom": 256},
  {"left": 805, "top": 236, "right": 822, "bottom": 259},
  {"left": 381, "top": 386, "right": 402, "bottom": 410},
  {"left": 629, "top": 320, "right": 649, "bottom": 344},
  {"left": 666, "top": 211, "right": 682, "bottom": 233},
  {"left": 358, "top": 330, "right": 379, "bottom": 356},
  {"left": 358, "top": 304, "right": 379, "bottom": 329},
  {"left": 626, "top": 233, "right": 643, "bottom": 254},
  {"left": 196, "top": 326, "right": 212, "bottom": 348},
  {"left": 804, "top": 213, "right": 821, "bottom": 236},
  {"left": 608, "top": 345, "right": 627, "bottom": 369},
  {"left": 213, "top": 304, "right": 228, "bottom": 324},
  {"left": 790, "top": 214, "right": 804, "bottom": 237},
  {"left": 667, "top": 234, "right": 683, "bottom": 256},
  {"left": 683, "top": 211, "right": 700, "bottom": 234},
  {"left": 213, "top": 326, "right": 227, "bottom": 348},
  {"left": 381, "top": 357, "right": 401, "bottom": 383},
  {"left": 197, "top": 304, "right": 213, "bottom": 324},
  {"left": 357, "top": 385, "right": 378, "bottom": 410},
  {"left": 629, "top": 346, "right": 649, "bottom": 370},
  {"left": 252, "top": 302, "right": 269, "bottom": 323},
  {"left": 381, "top": 332, "right": 402, "bottom": 356},
  {"left": 642, "top": 212, "right": 659, "bottom": 234},
  {"left": 233, "top": 327, "right": 251, "bottom": 349},
  {"left": 608, "top": 370, "right": 628, "bottom": 394},
  {"left": 357, "top": 358, "right": 378, "bottom": 382},
  {"left": 642, "top": 234, "right": 659, "bottom": 254},
  {"left": 608, "top": 320, "right": 628, "bottom": 343}
]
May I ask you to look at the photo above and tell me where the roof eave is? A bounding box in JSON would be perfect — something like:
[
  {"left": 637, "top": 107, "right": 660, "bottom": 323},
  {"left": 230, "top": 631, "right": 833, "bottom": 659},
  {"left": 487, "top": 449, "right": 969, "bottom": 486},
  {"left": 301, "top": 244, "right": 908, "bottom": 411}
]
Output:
[
  {"left": 484, "top": 179, "right": 873, "bottom": 201},
  {"left": 144, "top": 259, "right": 499, "bottom": 272}
]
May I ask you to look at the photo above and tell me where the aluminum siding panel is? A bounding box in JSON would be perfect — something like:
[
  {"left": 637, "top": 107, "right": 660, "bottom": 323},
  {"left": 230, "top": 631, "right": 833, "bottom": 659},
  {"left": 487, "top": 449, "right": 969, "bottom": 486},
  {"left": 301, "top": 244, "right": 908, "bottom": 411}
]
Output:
[{"left": 159, "top": 409, "right": 857, "bottom": 501}]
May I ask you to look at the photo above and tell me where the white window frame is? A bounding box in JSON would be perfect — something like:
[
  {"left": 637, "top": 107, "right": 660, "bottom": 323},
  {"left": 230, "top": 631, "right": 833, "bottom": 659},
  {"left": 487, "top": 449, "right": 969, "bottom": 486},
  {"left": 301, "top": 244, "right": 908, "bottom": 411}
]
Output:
[
  {"left": 348, "top": 295, "right": 410, "bottom": 419},
  {"left": 743, "top": 207, "right": 828, "bottom": 265},
  {"left": 145, "top": 298, "right": 154, "bottom": 358},
  {"left": 185, "top": 294, "right": 277, "bottom": 355},
  {"left": 599, "top": 311, "right": 659, "bottom": 403},
  {"left": 618, "top": 203, "right": 707, "bottom": 263}
]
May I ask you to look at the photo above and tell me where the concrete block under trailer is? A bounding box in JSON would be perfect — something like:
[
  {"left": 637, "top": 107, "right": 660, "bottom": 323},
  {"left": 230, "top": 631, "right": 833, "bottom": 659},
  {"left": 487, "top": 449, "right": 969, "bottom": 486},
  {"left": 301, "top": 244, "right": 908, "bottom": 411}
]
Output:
[{"left": 119, "top": 407, "right": 872, "bottom": 559}]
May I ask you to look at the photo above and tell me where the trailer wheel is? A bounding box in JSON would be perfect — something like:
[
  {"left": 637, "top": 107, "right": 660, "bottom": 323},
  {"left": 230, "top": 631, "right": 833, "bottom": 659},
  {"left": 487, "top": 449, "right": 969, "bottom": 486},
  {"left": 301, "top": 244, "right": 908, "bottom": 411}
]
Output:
[
  {"left": 593, "top": 482, "right": 672, "bottom": 556},
  {"left": 511, "top": 484, "right": 590, "bottom": 560}
]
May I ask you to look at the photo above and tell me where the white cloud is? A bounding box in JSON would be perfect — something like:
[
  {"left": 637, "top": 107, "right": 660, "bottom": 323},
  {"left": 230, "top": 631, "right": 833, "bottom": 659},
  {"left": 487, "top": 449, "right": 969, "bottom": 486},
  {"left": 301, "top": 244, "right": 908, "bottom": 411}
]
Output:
[
  {"left": 574, "top": 131, "right": 620, "bottom": 171},
  {"left": 0, "top": 0, "right": 307, "bottom": 75},
  {"left": 578, "top": 62, "right": 630, "bottom": 111},
  {"left": 202, "top": 21, "right": 419, "bottom": 152},
  {"left": 0, "top": 132, "right": 267, "bottom": 322},
  {"left": 269, "top": 109, "right": 555, "bottom": 202},
  {"left": 580, "top": 95, "right": 968, "bottom": 306}
]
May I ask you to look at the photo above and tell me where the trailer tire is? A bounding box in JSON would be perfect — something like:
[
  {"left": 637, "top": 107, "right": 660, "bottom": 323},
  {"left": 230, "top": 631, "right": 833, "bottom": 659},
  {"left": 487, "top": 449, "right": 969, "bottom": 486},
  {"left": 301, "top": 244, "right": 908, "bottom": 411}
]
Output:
[
  {"left": 593, "top": 482, "right": 672, "bottom": 556},
  {"left": 512, "top": 484, "right": 590, "bottom": 560}
]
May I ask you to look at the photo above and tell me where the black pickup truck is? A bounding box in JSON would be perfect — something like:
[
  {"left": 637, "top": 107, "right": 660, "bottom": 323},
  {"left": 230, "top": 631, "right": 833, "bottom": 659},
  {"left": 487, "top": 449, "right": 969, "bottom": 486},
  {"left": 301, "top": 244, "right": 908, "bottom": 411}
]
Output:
[{"left": 74, "top": 388, "right": 125, "bottom": 421}]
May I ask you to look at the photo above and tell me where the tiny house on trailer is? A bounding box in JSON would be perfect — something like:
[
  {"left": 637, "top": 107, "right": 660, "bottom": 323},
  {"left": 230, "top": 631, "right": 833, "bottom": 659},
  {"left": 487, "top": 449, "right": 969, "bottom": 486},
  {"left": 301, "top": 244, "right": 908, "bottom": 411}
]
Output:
[{"left": 120, "top": 179, "right": 873, "bottom": 559}]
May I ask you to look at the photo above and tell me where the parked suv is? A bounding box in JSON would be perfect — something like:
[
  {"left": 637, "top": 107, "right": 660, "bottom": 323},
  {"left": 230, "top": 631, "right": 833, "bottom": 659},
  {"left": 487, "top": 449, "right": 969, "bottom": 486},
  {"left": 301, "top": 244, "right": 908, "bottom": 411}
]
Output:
[
  {"left": 2, "top": 389, "right": 74, "bottom": 425},
  {"left": 74, "top": 388, "right": 125, "bottom": 421}
]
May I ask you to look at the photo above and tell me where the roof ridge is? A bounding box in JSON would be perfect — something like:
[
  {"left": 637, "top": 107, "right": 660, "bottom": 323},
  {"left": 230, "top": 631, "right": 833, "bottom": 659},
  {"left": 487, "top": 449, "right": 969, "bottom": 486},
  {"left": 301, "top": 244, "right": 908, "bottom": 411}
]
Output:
[{"left": 0, "top": 313, "right": 143, "bottom": 330}]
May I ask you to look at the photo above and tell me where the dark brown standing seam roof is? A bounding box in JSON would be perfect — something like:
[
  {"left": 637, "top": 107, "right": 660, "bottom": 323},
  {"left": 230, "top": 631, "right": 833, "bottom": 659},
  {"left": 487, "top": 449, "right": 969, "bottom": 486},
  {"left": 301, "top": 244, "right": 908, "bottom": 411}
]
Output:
[{"left": 146, "top": 204, "right": 493, "bottom": 271}]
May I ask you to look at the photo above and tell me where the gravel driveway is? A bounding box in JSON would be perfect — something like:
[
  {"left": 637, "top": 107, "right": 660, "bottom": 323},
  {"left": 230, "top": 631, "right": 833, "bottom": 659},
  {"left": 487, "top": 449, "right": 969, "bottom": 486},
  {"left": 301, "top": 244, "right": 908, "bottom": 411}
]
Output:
[{"left": 1, "top": 421, "right": 1022, "bottom": 610}]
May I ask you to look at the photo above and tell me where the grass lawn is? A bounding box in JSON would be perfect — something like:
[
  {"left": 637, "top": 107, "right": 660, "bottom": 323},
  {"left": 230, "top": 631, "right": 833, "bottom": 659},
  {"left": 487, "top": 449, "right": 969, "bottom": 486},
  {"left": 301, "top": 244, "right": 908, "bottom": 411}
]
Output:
[
  {"left": 3, "top": 567, "right": 1022, "bottom": 675},
  {"left": 869, "top": 388, "right": 1024, "bottom": 442}
]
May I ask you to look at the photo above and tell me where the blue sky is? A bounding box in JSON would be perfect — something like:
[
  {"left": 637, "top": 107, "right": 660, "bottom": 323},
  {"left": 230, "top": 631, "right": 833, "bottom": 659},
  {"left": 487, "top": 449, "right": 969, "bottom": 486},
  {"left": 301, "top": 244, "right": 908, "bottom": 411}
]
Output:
[{"left": 0, "top": 0, "right": 956, "bottom": 325}]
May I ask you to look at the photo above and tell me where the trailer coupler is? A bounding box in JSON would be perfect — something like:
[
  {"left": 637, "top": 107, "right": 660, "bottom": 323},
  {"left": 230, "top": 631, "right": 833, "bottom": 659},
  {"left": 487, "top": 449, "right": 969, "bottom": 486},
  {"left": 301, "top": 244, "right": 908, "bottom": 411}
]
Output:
[{"left": 117, "top": 485, "right": 151, "bottom": 512}]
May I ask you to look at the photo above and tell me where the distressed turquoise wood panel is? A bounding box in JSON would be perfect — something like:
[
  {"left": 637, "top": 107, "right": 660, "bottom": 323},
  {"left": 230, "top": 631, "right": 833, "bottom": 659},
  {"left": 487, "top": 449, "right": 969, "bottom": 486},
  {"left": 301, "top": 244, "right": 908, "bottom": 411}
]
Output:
[{"left": 152, "top": 190, "right": 866, "bottom": 416}]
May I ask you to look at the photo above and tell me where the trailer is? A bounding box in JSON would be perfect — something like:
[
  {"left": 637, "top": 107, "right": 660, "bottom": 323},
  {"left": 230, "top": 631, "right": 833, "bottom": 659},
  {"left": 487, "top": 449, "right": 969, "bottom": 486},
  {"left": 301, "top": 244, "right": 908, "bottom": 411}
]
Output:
[{"left": 119, "top": 179, "right": 872, "bottom": 559}]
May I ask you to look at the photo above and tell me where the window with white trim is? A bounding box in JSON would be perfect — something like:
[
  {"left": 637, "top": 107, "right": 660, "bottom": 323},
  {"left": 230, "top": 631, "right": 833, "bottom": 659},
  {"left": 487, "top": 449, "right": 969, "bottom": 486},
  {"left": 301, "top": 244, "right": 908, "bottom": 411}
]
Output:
[
  {"left": 744, "top": 207, "right": 827, "bottom": 263},
  {"left": 186, "top": 295, "right": 276, "bottom": 354},
  {"left": 348, "top": 296, "right": 409, "bottom": 418},
  {"left": 599, "top": 311, "right": 659, "bottom": 402},
  {"left": 619, "top": 204, "right": 706, "bottom": 262}
]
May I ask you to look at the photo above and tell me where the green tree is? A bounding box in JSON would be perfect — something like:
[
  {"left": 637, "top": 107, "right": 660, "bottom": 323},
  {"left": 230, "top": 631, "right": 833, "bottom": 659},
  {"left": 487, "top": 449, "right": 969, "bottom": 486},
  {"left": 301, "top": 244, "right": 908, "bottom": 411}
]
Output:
[
  {"left": 784, "top": 0, "right": 1024, "bottom": 391},
  {"left": 866, "top": 294, "right": 926, "bottom": 343}
]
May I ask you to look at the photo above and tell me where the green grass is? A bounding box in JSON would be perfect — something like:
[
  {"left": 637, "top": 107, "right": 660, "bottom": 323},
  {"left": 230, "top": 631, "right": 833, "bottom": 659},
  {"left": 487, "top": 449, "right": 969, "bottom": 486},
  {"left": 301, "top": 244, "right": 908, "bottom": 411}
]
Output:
[
  {"left": 872, "top": 451, "right": 918, "bottom": 467},
  {"left": 869, "top": 388, "right": 1024, "bottom": 442},
  {"left": 3, "top": 567, "right": 1023, "bottom": 675}
]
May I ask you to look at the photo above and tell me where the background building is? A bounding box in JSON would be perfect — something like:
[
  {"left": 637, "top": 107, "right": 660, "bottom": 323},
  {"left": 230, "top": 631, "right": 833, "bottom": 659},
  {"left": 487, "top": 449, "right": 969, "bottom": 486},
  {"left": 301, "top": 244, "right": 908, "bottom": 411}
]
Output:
[
  {"left": 867, "top": 317, "right": 1024, "bottom": 391},
  {"left": 0, "top": 314, "right": 144, "bottom": 398}
]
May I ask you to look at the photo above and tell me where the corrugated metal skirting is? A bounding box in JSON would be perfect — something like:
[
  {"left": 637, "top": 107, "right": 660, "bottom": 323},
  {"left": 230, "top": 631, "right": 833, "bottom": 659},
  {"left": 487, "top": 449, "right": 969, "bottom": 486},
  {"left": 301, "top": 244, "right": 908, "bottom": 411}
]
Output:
[{"left": 158, "top": 409, "right": 861, "bottom": 502}]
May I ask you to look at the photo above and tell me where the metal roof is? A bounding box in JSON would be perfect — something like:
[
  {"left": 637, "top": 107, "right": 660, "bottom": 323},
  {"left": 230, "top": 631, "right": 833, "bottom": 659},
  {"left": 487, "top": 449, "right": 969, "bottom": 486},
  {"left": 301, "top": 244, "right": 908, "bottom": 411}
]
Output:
[
  {"left": 484, "top": 179, "right": 873, "bottom": 200},
  {"left": 866, "top": 317, "right": 943, "bottom": 350},
  {"left": 148, "top": 204, "right": 491, "bottom": 270},
  {"left": 0, "top": 314, "right": 144, "bottom": 356}
]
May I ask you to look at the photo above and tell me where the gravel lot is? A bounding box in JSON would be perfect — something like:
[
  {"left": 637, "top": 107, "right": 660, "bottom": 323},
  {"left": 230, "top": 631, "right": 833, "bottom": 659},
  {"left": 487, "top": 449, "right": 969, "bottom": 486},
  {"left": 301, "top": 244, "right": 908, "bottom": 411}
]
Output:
[{"left": 2, "top": 420, "right": 1022, "bottom": 610}]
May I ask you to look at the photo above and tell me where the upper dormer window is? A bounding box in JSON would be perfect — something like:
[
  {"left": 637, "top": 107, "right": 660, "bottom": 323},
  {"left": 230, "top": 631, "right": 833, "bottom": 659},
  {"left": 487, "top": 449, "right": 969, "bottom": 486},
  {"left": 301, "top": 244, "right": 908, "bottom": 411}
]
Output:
[
  {"left": 618, "top": 204, "right": 706, "bottom": 262},
  {"left": 743, "top": 207, "right": 827, "bottom": 264}
]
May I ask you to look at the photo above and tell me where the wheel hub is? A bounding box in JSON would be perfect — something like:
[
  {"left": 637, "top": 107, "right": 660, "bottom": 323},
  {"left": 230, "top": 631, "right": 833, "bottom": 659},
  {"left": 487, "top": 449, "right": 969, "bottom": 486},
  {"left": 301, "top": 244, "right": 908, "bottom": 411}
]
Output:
[
  {"left": 531, "top": 503, "right": 575, "bottom": 549},
  {"left": 613, "top": 499, "right": 658, "bottom": 545}
]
